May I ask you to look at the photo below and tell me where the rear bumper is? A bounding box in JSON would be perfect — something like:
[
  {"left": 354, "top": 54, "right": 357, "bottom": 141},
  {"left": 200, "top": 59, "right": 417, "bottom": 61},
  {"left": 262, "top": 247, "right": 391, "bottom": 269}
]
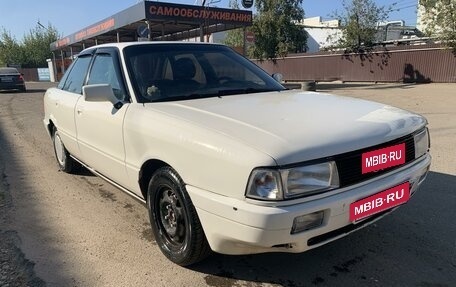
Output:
[
  {"left": 0, "top": 82, "right": 25, "bottom": 91},
  {"left": 187, "top": 154, "right": 431, "bottom": 255}
]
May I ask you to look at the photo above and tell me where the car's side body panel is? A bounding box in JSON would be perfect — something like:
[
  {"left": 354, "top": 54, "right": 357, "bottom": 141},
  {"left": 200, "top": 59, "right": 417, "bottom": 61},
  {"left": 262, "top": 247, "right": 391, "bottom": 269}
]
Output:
[
  {"left": 44, "top": 87, "right": 81, "bottom": 156},
  {"left": 123, "top": 104, "right": 276, "bottom": 198},
  {"left": 75, "top": 98, "right": 131, "bottom": 189}
]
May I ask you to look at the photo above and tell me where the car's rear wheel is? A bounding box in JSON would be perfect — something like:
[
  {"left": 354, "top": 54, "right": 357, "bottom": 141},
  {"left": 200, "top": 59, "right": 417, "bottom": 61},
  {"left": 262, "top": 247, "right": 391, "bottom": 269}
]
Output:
[
  {"left": 147, "top": 167, "right": 211, "bottom": 266},
  {"left": 52, "top": 127, "right": 77, "bottom": 173}
]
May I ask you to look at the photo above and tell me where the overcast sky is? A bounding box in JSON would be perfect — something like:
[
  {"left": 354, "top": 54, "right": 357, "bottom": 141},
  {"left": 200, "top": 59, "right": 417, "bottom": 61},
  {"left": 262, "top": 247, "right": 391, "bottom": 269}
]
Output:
[{"left": 0, "top": 0, "right": 419, "bottom": 41}]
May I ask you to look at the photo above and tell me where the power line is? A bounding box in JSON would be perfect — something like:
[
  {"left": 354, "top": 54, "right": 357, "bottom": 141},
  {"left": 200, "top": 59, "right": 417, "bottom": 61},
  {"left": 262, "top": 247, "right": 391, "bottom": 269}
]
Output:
[
  {"left": 388, "top": 0, "right": 418, "bottom": 9},
  {"left": 388, "top": 0, "right": 417, "bottom": 5},
  {"left": 393, "top": 4, "right": 418, "bottom": 11}
]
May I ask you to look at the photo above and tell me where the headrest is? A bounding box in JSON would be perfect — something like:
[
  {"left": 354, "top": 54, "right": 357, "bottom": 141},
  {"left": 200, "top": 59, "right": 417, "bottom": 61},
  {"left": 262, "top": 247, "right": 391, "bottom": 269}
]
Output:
[{"left": 174, "top": 58, "right": 196, "bottom": 80}]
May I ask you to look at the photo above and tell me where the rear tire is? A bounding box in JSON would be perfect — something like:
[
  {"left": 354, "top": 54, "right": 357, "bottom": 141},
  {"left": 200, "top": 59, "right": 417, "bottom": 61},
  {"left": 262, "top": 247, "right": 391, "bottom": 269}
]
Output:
[
  {"left": 52, "top": 127, "right": 77, "bottom": 173},
  {"left": 147, "top": 167, "right": 211, "bottom": 266}
]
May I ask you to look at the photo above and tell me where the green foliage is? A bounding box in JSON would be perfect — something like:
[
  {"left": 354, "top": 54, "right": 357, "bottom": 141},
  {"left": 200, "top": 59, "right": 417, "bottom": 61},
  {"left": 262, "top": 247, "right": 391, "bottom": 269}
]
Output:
[
  {"left": 332, "top": 0, "right": 391, "bottom": 50},
  {"left": 0, "top": 29, "right": 24, "bottom": 66},
  {"left": 419, "top": 0, "right": 456, "bottom": 53},
  {"left": 22, "top": 24, "right": 59, "bottom": 67},
  {"left": 223, "top": 0, "right": 244, "bottom": 48},
  {"left": 0, "top": 23, "right": 59, "bottom": 68},
  {"left": 251, "top": 0, "right": 307, "bottom": 60}
]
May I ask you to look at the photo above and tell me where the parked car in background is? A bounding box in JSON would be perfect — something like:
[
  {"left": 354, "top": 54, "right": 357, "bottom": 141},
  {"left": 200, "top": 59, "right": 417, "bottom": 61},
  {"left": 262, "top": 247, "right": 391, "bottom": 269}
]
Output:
[
  {"left": 43, "top": 42, "right": 431, "bottom": 266},
  {"left": 0, "top": 67, "right": 26, "bottom": 92}
]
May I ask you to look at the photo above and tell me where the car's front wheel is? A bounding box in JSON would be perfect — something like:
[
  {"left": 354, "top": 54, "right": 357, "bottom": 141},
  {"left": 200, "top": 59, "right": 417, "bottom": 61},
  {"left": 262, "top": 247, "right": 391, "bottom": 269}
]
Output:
[
  {"left": 147, "top": 167, "right": 211, "bottom": 266},
  {"left": 52, "top": 127, "right": 77, "bottom": 173}
]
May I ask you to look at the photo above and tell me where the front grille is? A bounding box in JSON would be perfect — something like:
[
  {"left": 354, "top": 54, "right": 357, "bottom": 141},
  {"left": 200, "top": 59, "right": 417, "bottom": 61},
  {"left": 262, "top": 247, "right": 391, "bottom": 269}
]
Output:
[{"left": 335, "top": 133, "right": 416, "bottom": 188}]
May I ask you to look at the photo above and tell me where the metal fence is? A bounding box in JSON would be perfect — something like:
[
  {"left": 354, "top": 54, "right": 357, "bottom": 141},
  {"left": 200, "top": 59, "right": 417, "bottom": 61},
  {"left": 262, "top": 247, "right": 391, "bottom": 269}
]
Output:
[
  {"left": 18, "top": 68, "right": 39, "bottom": 82},
  {"left": 254, "top": 44, "right": 456, "bottom": 83}
]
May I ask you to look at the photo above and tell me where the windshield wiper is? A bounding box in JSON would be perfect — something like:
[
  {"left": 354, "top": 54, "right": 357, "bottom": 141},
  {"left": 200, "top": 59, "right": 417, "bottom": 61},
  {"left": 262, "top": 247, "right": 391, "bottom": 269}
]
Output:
[
  {"left": 151, "top": 93, "right": 219, "bottom": 103},
  {"left": 150, "top": 88, "right": 280, "bottom": 103},
  {"left": 216, "top": 88, "right": 279, "bottom": 96}
]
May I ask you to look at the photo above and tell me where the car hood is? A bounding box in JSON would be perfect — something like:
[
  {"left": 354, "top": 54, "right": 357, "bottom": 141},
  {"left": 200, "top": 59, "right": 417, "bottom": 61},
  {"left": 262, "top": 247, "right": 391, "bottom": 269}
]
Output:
[{"left": 146, "top": 90, "right": 426, "bottom": 165}]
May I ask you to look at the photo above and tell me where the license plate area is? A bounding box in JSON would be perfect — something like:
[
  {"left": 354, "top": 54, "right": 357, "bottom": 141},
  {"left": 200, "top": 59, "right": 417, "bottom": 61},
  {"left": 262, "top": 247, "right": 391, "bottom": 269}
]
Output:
[
  {"left": 350, "top": 182, "right": 410, "bottom": 222},
  {"left": 1, "top": 76, "right": 13, "bottom": 82},
  {"left": 362, "top": 143, "right": 406, "bottom": 174}
]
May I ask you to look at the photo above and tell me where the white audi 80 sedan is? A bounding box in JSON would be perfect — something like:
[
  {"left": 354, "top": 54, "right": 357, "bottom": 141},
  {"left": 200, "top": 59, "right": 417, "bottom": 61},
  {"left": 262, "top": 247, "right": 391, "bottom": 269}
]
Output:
[{"left": 43, "top": 42, "right": 431, "bottom": 266}]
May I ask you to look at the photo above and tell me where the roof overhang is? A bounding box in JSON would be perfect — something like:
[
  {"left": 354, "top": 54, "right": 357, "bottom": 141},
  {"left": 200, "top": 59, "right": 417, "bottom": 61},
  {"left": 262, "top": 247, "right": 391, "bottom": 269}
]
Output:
[{"left": 50, "top": 1, "right": 252, "bottom": 53}]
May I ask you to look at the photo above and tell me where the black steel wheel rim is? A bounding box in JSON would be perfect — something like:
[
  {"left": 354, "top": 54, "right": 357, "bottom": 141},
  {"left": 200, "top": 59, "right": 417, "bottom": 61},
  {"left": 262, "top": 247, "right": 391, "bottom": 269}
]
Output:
[{"left": 156, "top": 185, "right": 186, "bottom": 248}]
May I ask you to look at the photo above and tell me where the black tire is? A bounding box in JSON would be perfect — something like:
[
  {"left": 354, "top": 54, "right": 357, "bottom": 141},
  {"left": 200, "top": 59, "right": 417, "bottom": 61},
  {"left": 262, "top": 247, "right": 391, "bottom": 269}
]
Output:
[
  {"left": 52, "top": 127, "right": 77, "bottom": 173},
  {"left": 147, "top": 167, "right": 211, "bottom": 266}
]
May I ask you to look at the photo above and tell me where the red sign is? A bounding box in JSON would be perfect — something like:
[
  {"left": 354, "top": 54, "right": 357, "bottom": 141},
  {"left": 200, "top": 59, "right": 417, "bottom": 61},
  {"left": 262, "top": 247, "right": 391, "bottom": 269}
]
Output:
[
  {"left": 350, "top": 182, "right": 410, "bottom": 221},
  {"left": 361, "top": 143, "right": 405, "bottom": 174},
  {"left": 75, "top": 18, "right": 115, "bottom": 41},
  {"left": 147, "top": 2, "right": 252, "bottom": 25}
]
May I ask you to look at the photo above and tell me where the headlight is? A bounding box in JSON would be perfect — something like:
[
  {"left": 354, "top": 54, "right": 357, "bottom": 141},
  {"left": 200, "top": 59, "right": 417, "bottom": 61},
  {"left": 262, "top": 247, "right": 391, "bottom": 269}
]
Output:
[
  {"left": 246, "top": 169, "right": 283, "bottom": 200},
  {"left": 414, "top": 128, "right": 430, "bottom": 159},
  {"left": 246, "top": 161, "right": 339, "bottom": 201},
  {"left": 281, "top": 161, "right": 339, "bottom": 198}
]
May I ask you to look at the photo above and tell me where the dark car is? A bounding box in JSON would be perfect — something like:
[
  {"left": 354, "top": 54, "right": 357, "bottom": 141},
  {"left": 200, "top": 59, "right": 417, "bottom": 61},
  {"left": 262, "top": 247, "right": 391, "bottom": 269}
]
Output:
[{"left": 0, "top": 67, "right": 26, "bottom": 92}]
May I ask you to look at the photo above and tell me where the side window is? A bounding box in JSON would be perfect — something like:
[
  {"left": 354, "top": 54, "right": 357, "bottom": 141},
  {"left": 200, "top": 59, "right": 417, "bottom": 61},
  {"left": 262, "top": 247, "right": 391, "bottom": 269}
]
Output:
[
  {"left": 62, "top": 56, "right": 92, "bottom": 94},
  {"left": 87, "top": 54, "right": 124, "bottom": 100},
  {"left": 57, "top": 61, "right": 75, "bottom": 89}
]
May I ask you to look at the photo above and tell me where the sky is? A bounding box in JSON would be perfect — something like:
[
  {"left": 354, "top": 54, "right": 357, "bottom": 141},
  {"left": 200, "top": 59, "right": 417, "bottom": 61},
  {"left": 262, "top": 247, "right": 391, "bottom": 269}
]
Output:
[{"left": 0, "top": 0, "right": 419, "bottom": 41}]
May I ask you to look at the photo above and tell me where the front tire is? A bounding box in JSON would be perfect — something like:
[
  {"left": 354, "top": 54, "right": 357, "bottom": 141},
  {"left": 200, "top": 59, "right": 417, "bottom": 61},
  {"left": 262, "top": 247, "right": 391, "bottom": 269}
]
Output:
[
  {"left": 52, "top": 127, "right": 77, "bottom": 173},
  {"left": 147, "top": 167, "right": 211, "bottom": 266}
]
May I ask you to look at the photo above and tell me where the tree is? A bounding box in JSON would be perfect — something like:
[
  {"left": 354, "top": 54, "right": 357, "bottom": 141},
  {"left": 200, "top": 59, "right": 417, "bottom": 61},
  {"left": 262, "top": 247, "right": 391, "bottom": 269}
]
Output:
[
  {"left": 0, "top": 29, "right": 24, "bottom": 66},
  {"left": 332, "top": 0, "right": 391, "bottom": 50},
  {"left": 223, "top": 0, "right": 245, "bottom": 48},
  {"left": 0, "top": 23, "right": 59, "bottom": 68},
  {"left": 251, "top": 0, "right": 307, "bottom": 60},
  {"left": 419, "top": 0, "right": 456, "bottom": 53},
  {"left": 22, "top": 23, "right": 59, "bottom": 67}
]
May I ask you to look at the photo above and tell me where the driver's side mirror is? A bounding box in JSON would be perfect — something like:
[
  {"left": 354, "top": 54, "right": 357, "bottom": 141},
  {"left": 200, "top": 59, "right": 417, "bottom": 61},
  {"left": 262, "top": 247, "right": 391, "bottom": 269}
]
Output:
[{"left": 83, "top": 84, "right": 123, "bottom": 109}]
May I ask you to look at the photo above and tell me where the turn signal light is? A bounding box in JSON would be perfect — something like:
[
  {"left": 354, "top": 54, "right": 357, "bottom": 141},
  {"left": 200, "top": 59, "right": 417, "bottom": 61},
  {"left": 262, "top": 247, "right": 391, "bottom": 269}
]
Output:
[{"left": 291, "top": 211, "right": 324, "bottom": 234}]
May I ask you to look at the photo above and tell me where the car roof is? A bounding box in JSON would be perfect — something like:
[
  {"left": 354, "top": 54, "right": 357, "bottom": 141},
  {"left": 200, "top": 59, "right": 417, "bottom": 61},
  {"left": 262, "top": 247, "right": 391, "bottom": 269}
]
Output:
[{"left": 81, "top": 41, "right": 225, "bottom": 53}]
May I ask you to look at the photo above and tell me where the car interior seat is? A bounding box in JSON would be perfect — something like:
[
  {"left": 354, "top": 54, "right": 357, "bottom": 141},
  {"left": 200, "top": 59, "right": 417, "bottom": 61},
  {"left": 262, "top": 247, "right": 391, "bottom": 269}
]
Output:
[{"left": 173, "top": 58, "right": 200, "bottom": 92}]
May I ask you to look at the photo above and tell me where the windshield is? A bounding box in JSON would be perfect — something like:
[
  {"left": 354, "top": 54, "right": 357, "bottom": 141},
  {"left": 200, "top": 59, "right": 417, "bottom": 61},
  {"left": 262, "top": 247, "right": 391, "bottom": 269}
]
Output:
[{"left": 123, "top": 44, "right": 285, "bottom": 103}]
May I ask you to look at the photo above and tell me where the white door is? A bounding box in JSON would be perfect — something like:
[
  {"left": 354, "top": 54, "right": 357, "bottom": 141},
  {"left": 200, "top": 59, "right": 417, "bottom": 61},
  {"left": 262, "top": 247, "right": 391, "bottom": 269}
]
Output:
[
  {"left": 49, "top": 55, "right": 92, "bottom": 156},
  {"left": 75, "top": 49, "right": 131, "bottom": 187}
]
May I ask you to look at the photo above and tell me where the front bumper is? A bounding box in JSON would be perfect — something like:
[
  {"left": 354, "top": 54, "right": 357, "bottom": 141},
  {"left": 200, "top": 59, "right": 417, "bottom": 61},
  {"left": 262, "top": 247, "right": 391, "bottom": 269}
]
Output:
[{"left": 187, "top": 153, "right": 431, "bottom": 255}]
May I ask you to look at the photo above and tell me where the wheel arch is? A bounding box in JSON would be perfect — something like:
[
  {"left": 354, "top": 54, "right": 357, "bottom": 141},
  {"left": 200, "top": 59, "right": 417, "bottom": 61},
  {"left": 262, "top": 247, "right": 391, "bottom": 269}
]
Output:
[
  {"left": 138, "top": 159, "right": 170, "bottom": 200},
  {"left": 47, "top": 119, "right": 56, "bottom": 136}
]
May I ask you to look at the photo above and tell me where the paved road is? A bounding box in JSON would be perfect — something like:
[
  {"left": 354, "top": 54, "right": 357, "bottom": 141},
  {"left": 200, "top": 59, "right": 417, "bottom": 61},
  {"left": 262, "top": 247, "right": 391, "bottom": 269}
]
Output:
[{"left": 0, "top": 82, "right": 455, "bottom": 286}]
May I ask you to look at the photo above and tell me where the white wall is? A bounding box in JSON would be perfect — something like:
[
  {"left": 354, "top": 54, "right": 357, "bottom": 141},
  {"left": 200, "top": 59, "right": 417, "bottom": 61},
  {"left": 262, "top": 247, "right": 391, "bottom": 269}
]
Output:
[{"left": 306, "top": 27, "right": 342, "bottom": 52}]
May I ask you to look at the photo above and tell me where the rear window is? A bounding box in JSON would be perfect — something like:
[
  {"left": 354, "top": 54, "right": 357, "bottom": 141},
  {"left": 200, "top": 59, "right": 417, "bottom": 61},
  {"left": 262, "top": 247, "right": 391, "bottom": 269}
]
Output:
[{"left": 0, "top": 68, "right": 19, "bottom": 74}]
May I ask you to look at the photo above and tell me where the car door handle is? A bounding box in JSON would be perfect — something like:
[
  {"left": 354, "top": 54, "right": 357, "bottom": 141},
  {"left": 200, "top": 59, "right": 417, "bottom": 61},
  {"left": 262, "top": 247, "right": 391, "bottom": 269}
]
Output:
[{"left": 76, "top": 106, "right": 83, "bottom": 115}]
